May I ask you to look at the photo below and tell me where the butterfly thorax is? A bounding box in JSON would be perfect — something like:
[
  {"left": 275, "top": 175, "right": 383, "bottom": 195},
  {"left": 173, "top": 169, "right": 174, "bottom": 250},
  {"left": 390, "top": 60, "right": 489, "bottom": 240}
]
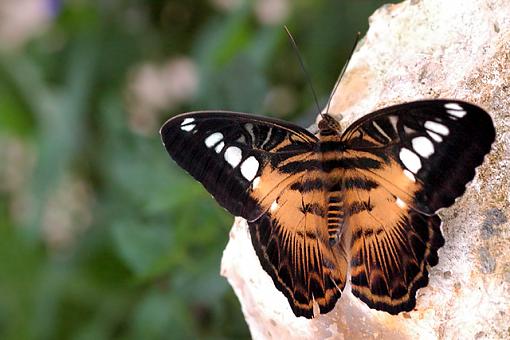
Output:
[
  {"left": 317, "top": 114, "right": 348, "bottom": 164},
  {"left": 318, "top": 113, "right": 342, "bottom": 136},
  {"left": 317, "top": 114, "right": 348, "bottom": 168}
]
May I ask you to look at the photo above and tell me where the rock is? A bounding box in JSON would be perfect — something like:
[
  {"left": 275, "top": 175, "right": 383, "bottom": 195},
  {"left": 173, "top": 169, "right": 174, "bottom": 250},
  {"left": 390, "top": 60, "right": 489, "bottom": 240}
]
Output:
[{"left": 221, "top": 0, "right": 510, "bottom": 338}]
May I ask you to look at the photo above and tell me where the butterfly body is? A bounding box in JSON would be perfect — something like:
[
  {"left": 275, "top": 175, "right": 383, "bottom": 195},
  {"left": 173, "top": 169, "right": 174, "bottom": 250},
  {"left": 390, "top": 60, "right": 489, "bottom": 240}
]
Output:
[{"left": 160, "top": 100, "right": 495, "bottom": 318}]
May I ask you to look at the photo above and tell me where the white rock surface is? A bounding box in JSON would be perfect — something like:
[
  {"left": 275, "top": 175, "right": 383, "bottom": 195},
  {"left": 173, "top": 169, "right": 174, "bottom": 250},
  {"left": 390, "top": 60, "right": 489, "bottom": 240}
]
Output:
[{"left": 221, "top": 0, "right": 510, "bottom": 338}]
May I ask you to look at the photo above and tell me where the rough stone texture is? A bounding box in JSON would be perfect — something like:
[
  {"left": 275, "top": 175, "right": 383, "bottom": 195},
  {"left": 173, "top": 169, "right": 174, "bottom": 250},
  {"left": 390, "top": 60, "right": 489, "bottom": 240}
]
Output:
[{"left": 221, "top": 0, "right": 510, "bottom": 338}]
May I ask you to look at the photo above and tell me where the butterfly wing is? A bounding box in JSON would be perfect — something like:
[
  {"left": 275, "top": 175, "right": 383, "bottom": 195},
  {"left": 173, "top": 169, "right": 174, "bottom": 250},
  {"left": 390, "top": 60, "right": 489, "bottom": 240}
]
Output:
[
  {"left": 339, "top": 100, "right": 495, "bottom": 313},
  {"left": 249, "top": 171, "right": 348, "bottom": 318},
  {"left": 161, "top": 111, "right": 349, "bottom": 317},
  {"left": 160, "top": 111, "right": 319, "bottom": 221},
  {"left": 345, "top": 180, "right": 444, "bottom": 314},
  {"left": 341, "top": 100, "right": 495, "bottom": 215}
]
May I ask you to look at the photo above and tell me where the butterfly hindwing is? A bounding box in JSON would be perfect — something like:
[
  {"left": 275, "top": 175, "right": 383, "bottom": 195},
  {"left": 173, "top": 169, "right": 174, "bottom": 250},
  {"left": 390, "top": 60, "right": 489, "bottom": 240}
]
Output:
[
  {"left": 344, "top": 180, "right": 444, "bottom": 313},
  {"left": 249, "top": 171, "right": 348, "bottom": 318},
  {"left": 160, "top": 111, "right": 318, "bottom": 221}
]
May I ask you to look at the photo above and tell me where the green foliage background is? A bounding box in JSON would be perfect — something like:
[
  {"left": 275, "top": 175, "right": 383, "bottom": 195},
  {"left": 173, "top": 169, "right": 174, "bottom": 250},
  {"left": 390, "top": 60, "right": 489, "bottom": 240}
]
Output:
[{"left": 0, "top": 0, "right": 388, "bottom": 339}]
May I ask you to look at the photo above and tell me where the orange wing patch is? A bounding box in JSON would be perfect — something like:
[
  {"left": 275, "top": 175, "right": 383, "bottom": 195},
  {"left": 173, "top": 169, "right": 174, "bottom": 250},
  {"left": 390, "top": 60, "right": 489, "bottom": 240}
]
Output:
[
  {"left": 318, "top": 126, "right": 444, "bottom": 314},
  {"left": 247, "top": 151, "right": 315, "bottom": 220},
  {"left": 248, "top": 171, "right": 348, "bottom": 318},
  {"left": 344, "top": 178, "right": 444, "bottom": 313},
  {"left": 342, "top": 148, "right": 424, "bottom": 214}
]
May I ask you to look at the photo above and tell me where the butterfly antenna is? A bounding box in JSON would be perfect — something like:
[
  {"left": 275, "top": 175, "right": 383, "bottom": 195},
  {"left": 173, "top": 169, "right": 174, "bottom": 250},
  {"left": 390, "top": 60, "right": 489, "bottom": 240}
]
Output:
[
  {"left": 324, "top": 31, "right": 361, "bottom": 114},
  {"left": 283, "top": 25, "right": 323, "bottom": 118}
]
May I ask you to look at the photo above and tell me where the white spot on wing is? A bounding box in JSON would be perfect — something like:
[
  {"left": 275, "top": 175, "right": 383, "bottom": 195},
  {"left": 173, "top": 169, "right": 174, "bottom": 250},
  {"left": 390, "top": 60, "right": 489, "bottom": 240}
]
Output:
[
  {"left": 445, "top": 102, "right": 467, "bottom": 118},
  {"left": 224, "top": 146, "right": 242, "bottom": 168},
  {"left": 396, "top": 197, "right": 407, "bottom": 209},
  {"left": 427, "top": 130, "right": 443, "bottom": 142},
  {"left": 403, "top": 169, "right": 416, "bottom": 182},
  {"left": 204, "top": 132, "right": 223, "bottom": 148},
  {"left": 214, "top": 141, "right": 225, "bottom": 153},
  {"left": 240, "top": 156, "right": 259, "bottom": 181},
  {"left": 399, "top": 148, "right": 422, "bottom": 174},
  {"left": 412, "top": 136, "right": 434, "bottom": 158},
  {"left": 424, "top": 121, "right": 449, "bottom": 136},
  {"left": 181, "top": 124, "right": 195, "bottom": 132},
  {"left": 181, "top": 117, "right": 195, "bottom": 125},
  {"left": 270, "top": 200, "right": 279, "bottom": 212},
  {"left": 444, "top": 103, "right": 463, "bottom": 111},
  {"left": 447, "top": 109, "right": 467, "bottom": 118},
  {"left": 252, "top": 176, "right": 261, "bottom": 189},
  {"left": 180, "top": 117, "right": 196, "bottom": 132}
]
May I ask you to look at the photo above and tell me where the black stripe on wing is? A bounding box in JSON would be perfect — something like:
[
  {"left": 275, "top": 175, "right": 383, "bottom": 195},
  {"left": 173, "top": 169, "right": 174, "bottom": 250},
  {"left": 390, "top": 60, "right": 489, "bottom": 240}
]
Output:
[
  {"left": 247, "top": 172, "right": 348, "bottom": 318},
  {"left": 341, "top": 100, "right": 495, "bottom": 214},
  {"left": 160, "top": 111, "right": 319, "bottom": 220}
]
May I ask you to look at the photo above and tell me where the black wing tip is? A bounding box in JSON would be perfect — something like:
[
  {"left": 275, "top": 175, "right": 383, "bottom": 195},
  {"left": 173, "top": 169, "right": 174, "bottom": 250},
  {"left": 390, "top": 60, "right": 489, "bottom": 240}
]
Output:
[
  {"left": 158, "top": 111, "right": 205, "bottom": 140},
  {"left": 418, "top": 99, "right": 496, "bottom": 213},
  {"left": 444, "top": 99, "right": 496, "bottom": 145},
  {"left": 159, "top": 114, "right": 184, "bottom": 144}
]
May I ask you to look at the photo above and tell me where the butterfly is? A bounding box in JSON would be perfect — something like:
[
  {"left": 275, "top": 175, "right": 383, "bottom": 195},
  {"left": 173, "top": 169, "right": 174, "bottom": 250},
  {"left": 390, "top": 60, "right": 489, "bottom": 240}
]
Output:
[{"left": 160, "top": 99, "right": 495, "bottom": 318}]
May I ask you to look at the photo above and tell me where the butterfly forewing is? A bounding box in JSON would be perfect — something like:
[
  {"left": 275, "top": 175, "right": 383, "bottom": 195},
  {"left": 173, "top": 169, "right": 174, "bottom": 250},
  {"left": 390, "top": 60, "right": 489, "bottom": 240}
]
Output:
[
  {"left": 160, "top": 99, "right": 495, "bottom": 318},
  {"left": 160, "top": 111, "right": 318, "bottom": 221},
  {"left": 340, "top": 100, "right": 496, "bottom": 215}
]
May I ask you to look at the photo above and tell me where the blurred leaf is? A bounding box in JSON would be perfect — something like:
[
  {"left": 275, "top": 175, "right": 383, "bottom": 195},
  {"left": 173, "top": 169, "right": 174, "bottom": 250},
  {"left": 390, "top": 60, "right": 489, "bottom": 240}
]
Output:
[
  {"left": 112, "top": 222, "right": 172, "bottom": 276},
  {"left": 129, "top": 288, "right": 194, "bottom": 340},
  {"left": 0, "top": 81, "right": 33, "bottom": 135}
]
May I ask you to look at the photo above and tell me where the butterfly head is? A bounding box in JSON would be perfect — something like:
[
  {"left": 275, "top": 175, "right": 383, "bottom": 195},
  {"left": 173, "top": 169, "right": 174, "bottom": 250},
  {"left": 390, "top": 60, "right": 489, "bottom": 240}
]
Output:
[{"left": 318, "top": 113, "right": 342, "bottom": 134}]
